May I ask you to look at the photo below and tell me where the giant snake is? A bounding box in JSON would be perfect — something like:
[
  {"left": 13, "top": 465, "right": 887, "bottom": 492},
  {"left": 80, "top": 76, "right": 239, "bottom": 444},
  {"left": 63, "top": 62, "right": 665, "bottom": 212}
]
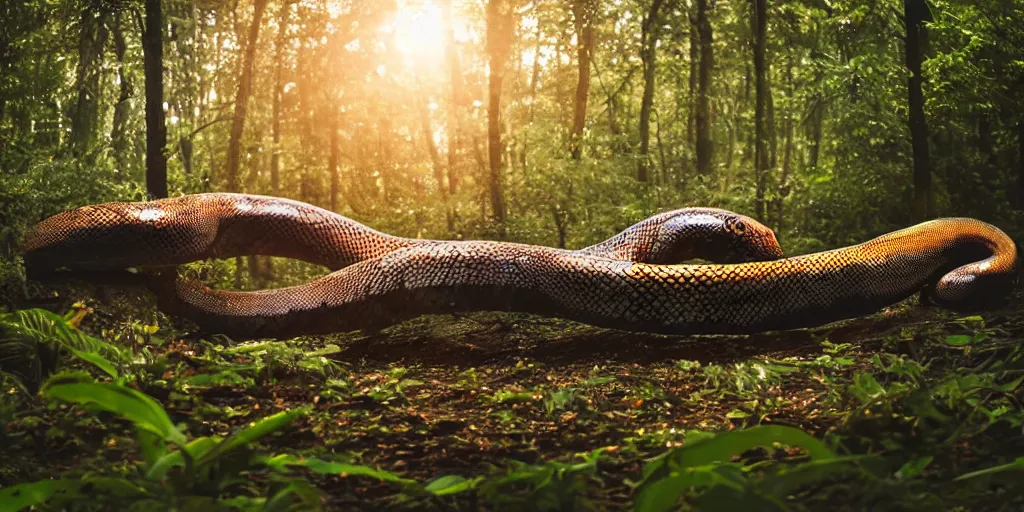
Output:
[{"left": 23, "top": 193, "right": 1020, "bottom": 340}]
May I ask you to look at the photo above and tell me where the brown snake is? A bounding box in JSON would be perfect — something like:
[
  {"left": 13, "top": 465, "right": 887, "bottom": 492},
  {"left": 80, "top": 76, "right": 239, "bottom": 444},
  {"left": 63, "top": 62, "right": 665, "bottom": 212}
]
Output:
[{"left": 23, "top": 193, "right": 1019, "bottom": 340}]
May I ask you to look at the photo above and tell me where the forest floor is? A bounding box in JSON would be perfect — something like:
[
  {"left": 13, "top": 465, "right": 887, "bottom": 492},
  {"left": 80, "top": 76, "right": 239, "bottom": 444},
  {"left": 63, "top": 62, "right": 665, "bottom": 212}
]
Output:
[{"left": 2, "top": 283, "right": 1024, "bottom": 510}]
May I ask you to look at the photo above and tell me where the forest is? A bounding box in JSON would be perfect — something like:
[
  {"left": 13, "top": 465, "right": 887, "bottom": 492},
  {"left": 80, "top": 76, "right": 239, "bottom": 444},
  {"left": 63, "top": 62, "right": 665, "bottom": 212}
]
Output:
[{"left": 2, "top": 0, "right": 1024, "bottom": 509}]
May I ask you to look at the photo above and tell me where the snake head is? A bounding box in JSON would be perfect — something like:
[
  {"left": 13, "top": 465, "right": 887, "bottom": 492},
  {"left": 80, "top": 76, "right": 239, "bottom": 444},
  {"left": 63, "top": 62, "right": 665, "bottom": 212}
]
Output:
[{"left": 648, "top": 209, "right": 783, "bottom": 264}]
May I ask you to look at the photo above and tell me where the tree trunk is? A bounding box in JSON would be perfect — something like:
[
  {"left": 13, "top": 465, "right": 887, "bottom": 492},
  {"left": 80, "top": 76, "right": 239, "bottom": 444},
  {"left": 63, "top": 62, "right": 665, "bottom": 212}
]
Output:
[
  {"left": 570, "top": 0, "right": 595, "bottom": 160},
  {"left": 271, "top": 2, "right": 289, "bottom": 195},
  {"left": 773, "top": 57, "right": 794, "bottom": 235},
  {"left": 70, "top": 4, "right": 109, "bottom": 158},
  {"left": 1017, "top": 123, "right": 1024, "bottom": 209},
  {"left": 695, "top": 0, "right": 714, "bottom": 177},
  {"left": 142, "top": 0, "right": 168, "bottom": 199},
  {"left": 485, "top": 0, "right": 513, "bottom": 235},
  {"left": 808, "top": 98, "right": 823, "bottom": 170},
  {"left": 110, "top": 12, "right": 132, "bottom": 172},
  {"left": 329, "top": 110, "right": 340, "bottom": 211},
  {"left": 752, "top": 0, "right": 769, "bottom": 221},
  {"left": 444, "top": 0, "right": 462, "bottom": 196},
  {"left": 638, "top": 0, "right": 665, "bottom": 182},
  {"left": 687, "top": 14, "right": 697, "bottom": 148},
  {"left": 904, "top": 0, "right": 932, "bottom": 220},
  {"left": 225, "top": 0, "right": 270, "bottom": 193},
  {"left": 420, "top": 99, "right": 451, "bottom": 229}
]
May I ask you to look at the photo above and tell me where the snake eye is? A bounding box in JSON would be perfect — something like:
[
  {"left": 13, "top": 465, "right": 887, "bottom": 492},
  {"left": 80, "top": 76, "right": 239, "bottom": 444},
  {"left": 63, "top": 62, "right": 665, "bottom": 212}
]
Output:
[{"left": 729, "top": 219, "right": 747, "bottom": 235}]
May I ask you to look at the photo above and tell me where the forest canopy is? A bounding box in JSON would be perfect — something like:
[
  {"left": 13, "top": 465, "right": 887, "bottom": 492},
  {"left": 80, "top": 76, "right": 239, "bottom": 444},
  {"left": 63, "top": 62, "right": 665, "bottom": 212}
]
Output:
[{"left": 2, "top": 0, "right": 1022, "bottom": 262}]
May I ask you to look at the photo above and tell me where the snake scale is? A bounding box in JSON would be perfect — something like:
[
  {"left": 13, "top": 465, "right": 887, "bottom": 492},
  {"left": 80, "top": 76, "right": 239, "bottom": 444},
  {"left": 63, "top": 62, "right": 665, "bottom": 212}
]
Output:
[{"left": 24, "top": 193, "right": 1019, "bottom": 340}]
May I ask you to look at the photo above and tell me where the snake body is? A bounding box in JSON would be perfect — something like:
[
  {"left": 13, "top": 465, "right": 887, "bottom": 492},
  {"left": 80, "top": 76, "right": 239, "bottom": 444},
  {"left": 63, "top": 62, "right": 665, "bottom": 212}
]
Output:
[{"left": 24, "top": 194, "right": 1019, "bottom": 340}]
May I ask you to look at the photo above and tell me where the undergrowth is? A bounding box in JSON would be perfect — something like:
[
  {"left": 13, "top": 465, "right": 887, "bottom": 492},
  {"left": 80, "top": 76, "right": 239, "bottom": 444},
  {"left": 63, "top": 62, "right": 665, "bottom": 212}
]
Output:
[{"left": 1, "top": 301, "right": 1023, "bottom": 510}]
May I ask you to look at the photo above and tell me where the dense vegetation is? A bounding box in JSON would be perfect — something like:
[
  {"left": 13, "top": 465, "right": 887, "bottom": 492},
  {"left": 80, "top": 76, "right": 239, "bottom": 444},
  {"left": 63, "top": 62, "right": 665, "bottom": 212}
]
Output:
[{"left": 1, "top": 0, "right": 1024, "bottom": 510}]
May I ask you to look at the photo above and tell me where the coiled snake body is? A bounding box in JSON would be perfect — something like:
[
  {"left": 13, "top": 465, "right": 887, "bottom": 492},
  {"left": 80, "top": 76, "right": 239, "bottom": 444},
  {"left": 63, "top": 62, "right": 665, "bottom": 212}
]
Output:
[{"left": 24, "top": 194, "right": 1019, "bottom": 340}]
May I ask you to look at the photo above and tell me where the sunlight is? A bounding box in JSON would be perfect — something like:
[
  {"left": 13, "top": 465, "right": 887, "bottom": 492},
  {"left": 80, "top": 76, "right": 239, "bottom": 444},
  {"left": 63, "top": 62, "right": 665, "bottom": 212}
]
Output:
[{"left": 391, "top": 0, "right": 446, "bottom": 67}]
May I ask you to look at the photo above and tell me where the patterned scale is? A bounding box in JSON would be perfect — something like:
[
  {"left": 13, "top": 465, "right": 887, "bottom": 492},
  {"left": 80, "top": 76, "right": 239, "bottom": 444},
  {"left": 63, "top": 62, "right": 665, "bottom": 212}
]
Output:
[{"left": 23, "top": 194, "right": 1019, "bottom": 340}]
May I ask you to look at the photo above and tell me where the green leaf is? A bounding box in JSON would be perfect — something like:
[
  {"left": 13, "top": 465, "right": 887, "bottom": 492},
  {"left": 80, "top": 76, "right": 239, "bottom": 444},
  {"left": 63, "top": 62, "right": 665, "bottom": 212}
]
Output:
[
  {"left": 0, "top": 479, "right": 80, "bottom": 512},
  {"left": 666, "top": 425, "right": 834, "bottom": 469},
  {"left": 762, "top": 456, "right": 877, "bottom": 496},
  {"left": 146, "top": 437, "right": 217, "bottom": 481},
  {"left": 944, "top": 334, "right": 972, "bottom": 346},
  {"left": 45, "top": 382, "right": 186, "bottom": 446},
  {"left": 634, "top": 467, "right": 725, "bottom": 512},
  {"left": 268, "top": 454, "right": 416, "bottom": 485},
  {"left": 954, "top": 457, "right": 1024, "bottom": 481},
  {"left": 635, "top": 426, "right": 836, "bottom": 512},
  {"left": 135, "top": 428, "right": 168, "bottom": 468},
  {"left": 896, "top": 456, "right": 933, "bottom": 479},
  {"left": 197, "top": 407, "right": 309, "bottom": 466},
  {"left": 424, "top": 475, "right": 480, "bottom": 496},
  {"left": 66, "top": 346, "right": 119, "bottom": 379}
]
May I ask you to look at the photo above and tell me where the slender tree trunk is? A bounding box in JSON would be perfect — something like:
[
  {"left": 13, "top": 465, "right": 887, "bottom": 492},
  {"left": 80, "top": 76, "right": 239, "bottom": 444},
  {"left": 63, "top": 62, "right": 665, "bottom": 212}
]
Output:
[
  {"left": 904, "top": 0, "right": 932, "bottom": 220},
  {"left": 638, "top": 0, "right": 665, "bottom": 182},
  {"left": 1017, "top": 123, "right": 1024, "bottom": 209},
  {"left": 444, "top": 0, "right": 462, "bottom": 196},
  {"left": 110, "top": 12, "right": 132, "bottom": 171},
  {"left": 71, "top": 5, "right": 109, "bottom": 158},
  {"left": 570, "top": 0, "right": 595, "bottom": 160},
  {"left": 420, "top": 99, "right": 450, "bottom": 223},
  {"left": 329, "top": 110, "right": 340, "bottom": 211},
  {"left": 271, "top": 2, "right": 289, "bottom": 195},
  {"left": 225, "top": 0, "right": 270, "bottom": 193},
  {"left": 695, "top": 0, "right": 714, "bottom": 177},
  {"left": 808, "top": 98, "right": 823, "bottom": 170},
  {"left": 752, "top": 0, "right": 769, "bottom": 221},
  {"left": 142, "top": 0, "right": 168, "bottom": 199},
  {"left": 485, "top": 0, "right": 513, "bottom": 235},
  {"left": 773, "top": 57, "right": 794, "bottom": 234},
  {"left": 687, "top": 14, "right": 697, "bottom": 148}
]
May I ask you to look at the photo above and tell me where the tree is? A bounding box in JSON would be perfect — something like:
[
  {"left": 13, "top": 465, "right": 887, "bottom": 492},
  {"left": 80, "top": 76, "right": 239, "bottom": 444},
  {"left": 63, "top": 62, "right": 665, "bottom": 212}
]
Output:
[
  {"left": 142, "top": 0, "right": 168, "bottom": 199},
  {"left": 225, "top": 0, "right": 270, "bottom": 193},
  {"left": 904, "top": 0, "right": 932, "bottom": 220},
  {"left": 70, "top": 3, "right": 108, "bottom": 158},
  {"left": 109, "top": 11, "right": 133, "bottom": 172},
  {"left": 443, "top": 0, "right": 463, "bottom": 197},
  {"left": 695, "top": 0, "right": 714, "bottom": 177},
  {"left": 752, "top": 0, "right": 769, "bottom": 220},
  {"left": 637, "top": 0, "right": 665, "bottom": 182},
  {"left": 271, "top": 1, "right": 291, "bottom": 195},
  {"left": 485, "top": 0, "right": 514, "bottom": 235},
  {"left": 570, "top": 0, "right": 595, "bottom": 161}
]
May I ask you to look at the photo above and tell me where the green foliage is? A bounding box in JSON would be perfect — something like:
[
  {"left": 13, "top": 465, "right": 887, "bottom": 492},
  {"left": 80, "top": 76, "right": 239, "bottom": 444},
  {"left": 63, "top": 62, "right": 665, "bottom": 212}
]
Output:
[
  {"left": 633, "top": 425, "right": 855, "bottom": 512},
  {"left": 0, "top": 308, "right": 126, "bottom": 390}
]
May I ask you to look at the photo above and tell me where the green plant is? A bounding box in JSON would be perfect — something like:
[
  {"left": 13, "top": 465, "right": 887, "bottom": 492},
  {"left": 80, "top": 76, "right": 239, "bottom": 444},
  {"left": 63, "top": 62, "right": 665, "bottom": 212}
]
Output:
[
  {"left": 633, "top": 425, "right": 874, "bottom": 512},
  {"left": 0, "top": 308, "right": 126, "bottom": 391}
]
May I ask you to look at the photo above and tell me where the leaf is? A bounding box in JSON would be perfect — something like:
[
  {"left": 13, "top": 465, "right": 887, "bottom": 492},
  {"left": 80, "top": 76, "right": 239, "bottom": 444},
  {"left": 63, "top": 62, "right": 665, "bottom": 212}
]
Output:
[
  {"left": 954, "top": 457, "right": 1024, "bottom": 481},
  {"left": 197, "top": 407, "right": 309, "bottom": 466},
  {"left": 0, "top": 479, "right": 80, "bottom": 512},
  {"left": 634, "top": 467, "right": 725, "bottom": 512},
  {"left": 66, "top": 346, "right": 119, "bottom": 379},
  {"left": 268, "top": 454, "right": 416, "bottom": 485},
  {"left": 635, "top": 426, "right": 836, "bottom": 512},
  {"left": 146, "top": 437, "right": 218, "bottom": 481},
  {"left": 762, "top": 456, "right": 878, "bottom": 496},
  {"left": 895, "top": 456, "right": 933, "bottom": 479},
  {"left": 424, "top": 475, "right": 480, "bottom": 496},
  {"left": 135, "top": 428, "right": 167, "bottom": 468},
  {"left": 944, "top": 335, "right": 972, "bottom": 346},
  {"left": 45, "top": 383, "right": 186, "bottom": 446},
  {"left": 666, "top": 425, "right": 835, "bottom": 469}
]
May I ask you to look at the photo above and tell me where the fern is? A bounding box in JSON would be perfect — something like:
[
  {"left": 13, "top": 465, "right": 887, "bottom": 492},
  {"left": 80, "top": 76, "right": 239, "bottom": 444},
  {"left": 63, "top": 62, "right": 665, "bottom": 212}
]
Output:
[{"left": 0, "top": 308, "right": 126, "bottom": 389}]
